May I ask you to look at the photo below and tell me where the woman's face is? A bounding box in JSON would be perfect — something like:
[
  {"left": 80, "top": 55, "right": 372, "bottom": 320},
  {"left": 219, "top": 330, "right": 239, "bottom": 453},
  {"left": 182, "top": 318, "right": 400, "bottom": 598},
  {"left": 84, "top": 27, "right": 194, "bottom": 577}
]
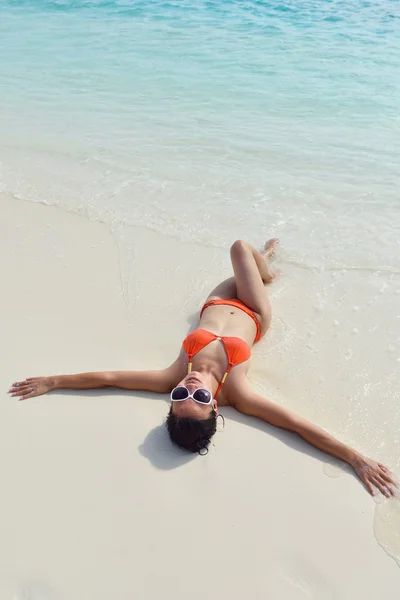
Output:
[{"left": 170, "top": 371, "right": 218, "bottom": 419}]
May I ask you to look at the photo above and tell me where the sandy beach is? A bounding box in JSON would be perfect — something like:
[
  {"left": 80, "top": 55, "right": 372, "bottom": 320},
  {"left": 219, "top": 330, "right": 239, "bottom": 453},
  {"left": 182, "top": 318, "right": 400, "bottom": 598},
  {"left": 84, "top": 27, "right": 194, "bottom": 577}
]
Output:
[{"left": 1, "top": 191, "right": 399, "bottom": 599}]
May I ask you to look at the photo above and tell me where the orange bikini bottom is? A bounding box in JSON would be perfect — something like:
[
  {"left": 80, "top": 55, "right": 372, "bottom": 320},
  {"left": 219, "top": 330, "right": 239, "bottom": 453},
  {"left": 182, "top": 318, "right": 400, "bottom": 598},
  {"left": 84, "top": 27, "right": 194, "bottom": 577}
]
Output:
[{"left": 200, "top": 298, "right": 262, "bottom": 343}]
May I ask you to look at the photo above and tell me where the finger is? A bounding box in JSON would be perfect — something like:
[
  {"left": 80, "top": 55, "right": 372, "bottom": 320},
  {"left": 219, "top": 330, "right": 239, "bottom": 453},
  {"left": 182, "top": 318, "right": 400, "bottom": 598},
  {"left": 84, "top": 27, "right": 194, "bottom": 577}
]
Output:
[
  {"left": 373, "top": 477, "right": 392, "bottom": 497},
  {"left": 362, "top": 476, "right": 375, "bottom": 496},
  {"left": 10, "top": 378, "right": 36, "bottom": 388},
  {"left": 378, "top": 463, "right": 393, "bottom": 475},
  {"left": 12, "top": 387, "right": 35, "bottom": 398},
  {"left": 377, "top": 476, "right": 393, "bottom": 496},
  {"left": 380, "top": 471, "right": 397, "bottom": 487},
  {"left": 10, "top": 380, "right": 28, "bottom": 389},
  {"left": 9, "top": 383, "right": 31, "bottom": 393},
  {"left": 11, "top": 389, "right": 32, "bottom": 397},
  {"left": 19, "top": 391, "right": 36, "bottom": 401},
  {"left": 10, "top": 383, "right": 33, "bottom": 393},
  {"left": 381, "top": 477, "right": 396, "bottom": 496}
]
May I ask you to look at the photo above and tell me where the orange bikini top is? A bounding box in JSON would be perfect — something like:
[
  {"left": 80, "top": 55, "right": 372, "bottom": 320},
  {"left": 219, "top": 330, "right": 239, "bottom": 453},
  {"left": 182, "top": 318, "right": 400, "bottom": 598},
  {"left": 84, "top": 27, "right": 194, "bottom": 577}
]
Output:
[{"left": 182, "top": 329, "right": 251, "bottom": 398}]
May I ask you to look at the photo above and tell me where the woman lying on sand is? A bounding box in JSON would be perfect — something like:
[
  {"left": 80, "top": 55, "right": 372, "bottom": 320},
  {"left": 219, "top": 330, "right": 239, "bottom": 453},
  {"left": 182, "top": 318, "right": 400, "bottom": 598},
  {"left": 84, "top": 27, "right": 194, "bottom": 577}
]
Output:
[{"left": 9, "top": 239, "right": 397, "bottom": 497}]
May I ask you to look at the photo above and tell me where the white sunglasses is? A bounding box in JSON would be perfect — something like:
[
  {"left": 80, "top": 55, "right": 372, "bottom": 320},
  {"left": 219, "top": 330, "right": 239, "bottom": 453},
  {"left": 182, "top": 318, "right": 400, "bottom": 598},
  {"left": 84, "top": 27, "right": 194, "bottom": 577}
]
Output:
[{"left": 170, "top": 386, "right": 213, "bottom": 405}]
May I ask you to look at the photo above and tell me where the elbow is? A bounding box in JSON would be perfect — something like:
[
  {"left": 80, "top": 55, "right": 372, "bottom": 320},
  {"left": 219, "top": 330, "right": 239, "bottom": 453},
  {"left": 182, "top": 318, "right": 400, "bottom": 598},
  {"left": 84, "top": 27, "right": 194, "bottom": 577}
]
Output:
[
  {"left": 101, "top": 372, "right": 116, "bottom": 386},
  {"left": 284, "top": 414, "right": 302, "bottom": 433}
]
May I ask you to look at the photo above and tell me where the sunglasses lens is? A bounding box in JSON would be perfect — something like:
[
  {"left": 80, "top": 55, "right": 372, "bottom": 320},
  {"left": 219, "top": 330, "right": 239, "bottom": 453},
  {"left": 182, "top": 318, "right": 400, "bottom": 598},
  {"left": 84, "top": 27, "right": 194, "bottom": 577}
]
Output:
[
  {"left": 171, "top": 387, "right": 189, "bottom": 400},
  {"left": 193, "top": 389, "right": 212, "bottom": 404}
]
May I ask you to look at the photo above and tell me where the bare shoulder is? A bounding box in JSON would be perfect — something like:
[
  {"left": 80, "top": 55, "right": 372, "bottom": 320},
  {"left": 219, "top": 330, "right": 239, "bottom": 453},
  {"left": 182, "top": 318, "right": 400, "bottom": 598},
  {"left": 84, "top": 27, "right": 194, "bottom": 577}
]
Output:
[
  {"left": 223, "top": 367, "right": 252, "bottom": 407},
  {"left": 163, "top": 352, "right": 187, "bottom": 385}
]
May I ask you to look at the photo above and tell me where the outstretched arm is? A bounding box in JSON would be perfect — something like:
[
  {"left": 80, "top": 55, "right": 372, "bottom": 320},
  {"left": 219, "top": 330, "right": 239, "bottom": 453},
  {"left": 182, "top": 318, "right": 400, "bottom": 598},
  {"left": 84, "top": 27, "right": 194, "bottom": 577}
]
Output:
[
  {"left": 232, "top": 381, "right": 397, "bottom": 497},
  {"left": 9, "top": 359, "right": 184, "bottom": 400}
]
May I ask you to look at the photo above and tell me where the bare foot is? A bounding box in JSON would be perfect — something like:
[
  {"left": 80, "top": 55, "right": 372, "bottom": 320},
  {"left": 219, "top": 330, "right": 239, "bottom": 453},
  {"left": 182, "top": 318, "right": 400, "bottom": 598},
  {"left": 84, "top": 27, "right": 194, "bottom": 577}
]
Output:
[
  {"left": 262, "top": 238, "right": 279, "bottom": 259},
  {"left": 262, "top": 238, "right": 280, "bottom": 282}
]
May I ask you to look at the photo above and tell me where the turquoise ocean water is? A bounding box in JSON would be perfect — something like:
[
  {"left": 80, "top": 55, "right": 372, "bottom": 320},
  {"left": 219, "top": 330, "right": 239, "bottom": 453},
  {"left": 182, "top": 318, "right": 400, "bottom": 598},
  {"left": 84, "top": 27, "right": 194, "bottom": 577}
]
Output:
[
  {"left": 1, "top": 0, "right": 400, "bottom": 267},
  {"left": 1, "top": 0, "right": 400, "bottom": 567}
]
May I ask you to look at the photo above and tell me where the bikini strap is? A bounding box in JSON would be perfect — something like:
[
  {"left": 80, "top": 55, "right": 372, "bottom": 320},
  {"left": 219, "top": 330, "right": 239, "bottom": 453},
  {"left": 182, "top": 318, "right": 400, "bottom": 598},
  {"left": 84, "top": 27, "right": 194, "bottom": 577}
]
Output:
[{"left": 214, "top": 367, "right": 231, "bottom": 399}]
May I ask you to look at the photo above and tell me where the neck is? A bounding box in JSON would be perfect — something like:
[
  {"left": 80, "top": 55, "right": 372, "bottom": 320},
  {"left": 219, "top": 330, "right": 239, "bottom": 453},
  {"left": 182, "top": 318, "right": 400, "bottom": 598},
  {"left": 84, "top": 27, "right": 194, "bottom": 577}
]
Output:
[{"left": 194, "top": 362, "right": 220, "bottom": 396}]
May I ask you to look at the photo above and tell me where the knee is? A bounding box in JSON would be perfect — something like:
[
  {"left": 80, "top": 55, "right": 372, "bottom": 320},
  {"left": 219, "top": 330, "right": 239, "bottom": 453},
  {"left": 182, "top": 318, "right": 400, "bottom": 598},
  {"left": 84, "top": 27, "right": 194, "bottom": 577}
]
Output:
[
  {"left": 230, "top": 239, "right": 248, "bottom": 258},
  {"left": 231, "top": 240, "right": 249, "bottom": 259}
]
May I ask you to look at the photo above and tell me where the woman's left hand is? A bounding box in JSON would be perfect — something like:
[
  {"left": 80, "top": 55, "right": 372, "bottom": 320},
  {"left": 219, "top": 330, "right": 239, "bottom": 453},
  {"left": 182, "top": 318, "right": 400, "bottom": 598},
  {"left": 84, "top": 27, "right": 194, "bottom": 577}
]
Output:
[
  {"left": 352, "top": 455, "right": 398, "bottom": 497},
  {"left": 8, "top": 377, "right": 55, "bottom": 400}
]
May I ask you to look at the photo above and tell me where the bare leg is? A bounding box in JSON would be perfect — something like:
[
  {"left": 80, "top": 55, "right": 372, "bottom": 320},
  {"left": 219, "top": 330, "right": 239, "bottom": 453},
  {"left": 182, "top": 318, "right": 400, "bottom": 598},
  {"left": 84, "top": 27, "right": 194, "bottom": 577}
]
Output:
[
  {"left": 205, "top": 276, "right": 237, "bottom": 301},
  {"left": 260, "top": 239, "right": 280, "bottom": 283},
  {"left": 229, "top": 238, "right": 279, "bottom": 328},
  {"left": 205, "top": 239, "right": 279, "bottom": 331}
]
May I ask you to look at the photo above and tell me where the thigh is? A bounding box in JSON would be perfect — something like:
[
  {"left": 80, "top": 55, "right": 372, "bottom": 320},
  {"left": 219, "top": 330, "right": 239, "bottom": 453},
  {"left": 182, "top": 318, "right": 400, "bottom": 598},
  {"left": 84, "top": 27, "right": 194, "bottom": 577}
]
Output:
[{"left": 205, "top": 277, "right": 237, "bottom": 301}]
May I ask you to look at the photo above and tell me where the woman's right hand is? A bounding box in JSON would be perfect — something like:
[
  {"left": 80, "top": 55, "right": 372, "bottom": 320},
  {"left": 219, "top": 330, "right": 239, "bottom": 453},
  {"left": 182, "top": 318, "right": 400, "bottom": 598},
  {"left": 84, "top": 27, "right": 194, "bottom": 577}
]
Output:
[{"left": 9, "top": 377, "right": 55, "bottom": 400}]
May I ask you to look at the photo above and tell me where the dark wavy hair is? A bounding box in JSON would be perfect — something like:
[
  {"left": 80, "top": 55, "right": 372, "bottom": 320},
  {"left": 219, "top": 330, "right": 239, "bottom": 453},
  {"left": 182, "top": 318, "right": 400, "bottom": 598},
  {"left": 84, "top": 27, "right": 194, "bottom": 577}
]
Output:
[{"left": 166, "top": 406, "right": 217, "bottom": 454}]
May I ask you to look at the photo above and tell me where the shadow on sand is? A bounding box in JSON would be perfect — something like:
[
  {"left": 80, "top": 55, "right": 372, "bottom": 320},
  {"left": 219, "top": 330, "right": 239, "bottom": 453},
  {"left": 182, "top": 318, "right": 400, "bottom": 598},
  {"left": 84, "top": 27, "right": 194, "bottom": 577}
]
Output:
[{"left": 51, "top": 378, "right": 353, "bottom": 482}]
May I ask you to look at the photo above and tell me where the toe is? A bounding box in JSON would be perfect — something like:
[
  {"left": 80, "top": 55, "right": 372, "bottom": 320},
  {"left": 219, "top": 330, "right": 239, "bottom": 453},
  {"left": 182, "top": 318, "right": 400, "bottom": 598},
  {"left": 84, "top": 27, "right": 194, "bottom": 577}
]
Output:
[{"left": 263, "top": 238, "right": 279, "bottom": 256}]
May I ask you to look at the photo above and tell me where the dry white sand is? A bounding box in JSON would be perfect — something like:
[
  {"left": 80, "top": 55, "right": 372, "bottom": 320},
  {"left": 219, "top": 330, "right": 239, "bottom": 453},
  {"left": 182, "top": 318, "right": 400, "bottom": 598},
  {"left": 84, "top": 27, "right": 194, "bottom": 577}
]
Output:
[{"left": 1, "top": 192, "right": 399, "bottom": 599}]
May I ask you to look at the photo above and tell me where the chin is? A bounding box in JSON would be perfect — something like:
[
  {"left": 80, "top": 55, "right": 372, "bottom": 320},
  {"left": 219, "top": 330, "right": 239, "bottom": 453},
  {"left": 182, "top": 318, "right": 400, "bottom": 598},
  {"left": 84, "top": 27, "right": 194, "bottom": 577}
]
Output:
[{"left": 183, "top": 374, "right": 205, "bottom": 387}]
